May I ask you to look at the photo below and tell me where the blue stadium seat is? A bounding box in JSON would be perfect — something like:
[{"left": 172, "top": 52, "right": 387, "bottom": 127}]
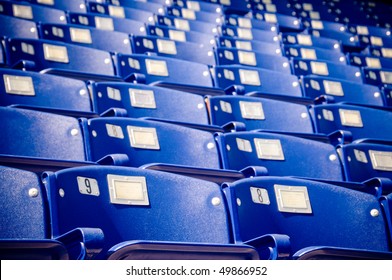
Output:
[
  {"left": 307, "top": 28, "right": 362, "bottom": 52},
  {"left": 218, "top": 25, "right": 279, "bottom": 44},
  {"left": 90, "top": 82, "right": 210, "bottom": 126},
  {"left": 0, "top": 0, "right": 66, "bottom": 24},
  {"left": 362, "top": 68, "right": 392, "bottom": 87},
  {"left": 147, "top": 24, "right": 216, "bottom": 47},
  {"left": 170, "top": 0, "right": 223, "bottom": 14},
  {"left": 115, "top": 53, "right": 213, "bottom": 88},
  {"left": 223, "top": 14, "right": 278, "bottom": 32},
  {"left": 303, "top": 19, "right": 348, "bottom": 33},
  {"left": 131, "top": 35, "right": 215, "bottom": 65},
  {"left": 253, "top": 11, "right": 304, "bottom": 32},
  {"left": 154, "top": 14, "right": 218, "bottom": 35},
  {"left": 0, "top": 165, "right": 103, "bottom": 260},
  {"left": 347, "top": 23, "right": 392, "bottom": 38},
  {"left": 217, "top": 36, "right": 283, "bottom": 56},
  {"left": 367, "top": 46, "right": 392, "bottom": 59},
  {"left": 348, "top": 53, "right": 392, "bottom": 70},
  {"left": 0, "top": 14, "right": 39, "bottom": 39},
  {"left": 284, "top": 45, "right": 347, "bottom": 64},
  {"left": 311, "top": 103, "right": 392, "bottom": 141},
  {"left": 0, "top": 68, "right": 94, "bottom": 117},
  {"left": 338, "top": 139, "right": 392, "bottom": 184},
  {"left": 250, "top": 0, "right": 294, "bottom": 16},
  {"left": 222, "top": 176, "right": 391, "bottom": 259},
  {"left": 27, "top": 0, "right": 87, "bottom": 13},
  {"left": 215, "top": 47, "right": 292, "bottom": 74},
  {"left": 291, "top": 58, "right": 363, "bottom": 83},
  {"left": 43, "top": 165, "right": 262, "bottom": 259},
  {"left": 0, "top": 107, "right": 87, "bottom": 170},
  {"left": 38, "top": 23, "right": 133, "bottom": 54},
  {"left": 165, "top": 6, "right": 221, "bottom": 23},
  {"left": 281, "top": 32, "right": 342, "bottom": 51},
  {"left": 216, "top": 131, "right": 344, "bottom": 180},
  {"left": 67, "top": 12, "right": 147, "bottom": 36},
  {"left": 87, "top": 1, "right": 154, "bottom": 23},
  {"left": 4, "top": 38, "right": 117, "bottom": 81},
  {"left": 301, "top": 75, "right": 387, "bottom": 107},
  {"left": 208, "top": 95, "right": 314, "bottom": 133},
  {"left": 213, "top": 65, "right": 302, "bottom": 97},
  {"left": 107, "top": 0, "right": 165, "bottom": 15}
]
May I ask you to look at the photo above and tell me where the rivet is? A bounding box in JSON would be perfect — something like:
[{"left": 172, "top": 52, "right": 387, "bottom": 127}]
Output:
[
  {"left": 237, "top": 198, "right": 242, "bottom": 206},
  {"left": 207, "top": 142, "right": 215, "bottom": 149},
  {"left": 226, "top": 144, "right": 231, "bottom": 151},
  {"left": 370, "top": 209, "right": 379, "bottom": 217},
  {"left": 301, "top": 112, "right": 308, "bottom": 118},
  {"left": 59, "top": 188, "right": 65, "bottom": 198},
  {"left": 329, "top": 154, "right": 337, "bottom": 161},
  {"left": 197, "top": 103, "right": 204, "bottom": 109},
  {"left": 211, "top": 197, "right": 221, "bottom": 206},
  {"left": 71, "top": 129, "right": 79, "bottom": 136},
  {"left": 29, "top": 188, "right": 39, "bottom": 198},
  {"left": 79, "top": 89, "right": 87, "bottom": 96}
]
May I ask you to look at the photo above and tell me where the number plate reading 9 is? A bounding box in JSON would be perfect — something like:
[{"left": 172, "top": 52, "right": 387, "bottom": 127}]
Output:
[{"left": 77, "top": 176, "right": 100, "bottom": 196}]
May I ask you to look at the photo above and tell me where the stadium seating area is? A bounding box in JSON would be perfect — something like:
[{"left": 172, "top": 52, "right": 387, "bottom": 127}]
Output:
[{"left": 1, "top": 0, "right": 392, "bottom": 260}]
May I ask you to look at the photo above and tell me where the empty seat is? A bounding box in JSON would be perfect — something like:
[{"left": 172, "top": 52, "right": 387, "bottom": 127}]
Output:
[
  {"left": 367, "top": 46, "right": 392, "bottom": 59},
  {"left": 303, "top": 19, "right": 347, "bottom": 33},
  {"left": 217, "top": 36, "right": 283, "bottom": 56},
  {"left": 0, "top": 0, "right": 66, "bottom": 24},
  {"left": 215, "top": 47, "right": 292, "bottom": 74},
  {"left": 292, "top": 58, "right": 363, "bottom": 83},
  {"left": 131, "top": 35, "right": 215, "bottom": 65},
  {"left": 253, "top": 11, "right": 304, "bottom": 32},
  {"left": 154, "top": 14, "right": 218, "bottom": 35},
  {"left": 311, "top": 103, "right": 392, "bottom": 141},
  {"left": 338, "top": 139, "right": 392, "bottom": 183},
  {"left": 302, "top": 75, "right": 387, "bottom": 107},
  {"left": 0, "top": 68, "right": 93, "bottom": 116},
  {"left": 348, "top": 53, "right": 392, "bottom": 70},
  {"left": 362, "top": 68, "right": 392, "bottom": 87},
  {"left": 38, "top": 23, "right": 134, "bottom": 54},
  {"left": 218, "top": 25, "right": 279, "bottom": 44},
  {"left": 91, "top": 82, "right": 210, "bottom": 125},
  {"left": 208, "top": 95, "right": 314, "bottom": 133},
  {"left": 165, "top": 6, "right": 222, "bottom": 24},
  {"left": 216, "top": 131, "right": 344, "bottom": 181},
  {"left": 28, "top": 0, "right": 87, "bottom": 13},
  {"left": 222, "top": 176, "right": 391, "bottom": 258},
  {"left": 281, "top": 32, "right": 342, "bottom": 51},
  {"left": 308, "top": 28, "right": 362, "bottom": 52},
  {"left": 107, "top": 0, "right": 164, "bottom": 15},
  {"left": 213, "top": 65, "right": 303, "bottom": 97},
  {"left": 284, "top": 45, "right": 347, "bottom": 64},
  {"left": 223, "top": 14, "right": 278, "bottom": 32},
  {"left": 43, "top": 165, "right": 260, "bottom": 259},
  {"left": 0, "top": 165, "right": 103, "bottom": 259},
  {"left": 170, "top": 0, "right": 223, "bottom": 14},
  {"left": 67, "top": 12, "right": 147, "bottom": 36},
  {"left": 348, "top": 24, "right": 392, "bottom": 39},
  {"left": 4, "top": 38, "right": 116, "bottom": 80},
  {"left": 115, "top": 53, "right": 213, "bottom": 88},
  {"left": 87, "top": 2, "right": 154, "bottom": 23},
  {"left": 0, "top": 14, "right": 38, "bottom": 39}
]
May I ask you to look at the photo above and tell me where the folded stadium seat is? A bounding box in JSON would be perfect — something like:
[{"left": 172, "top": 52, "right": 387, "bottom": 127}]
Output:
[
  {"left": 170, "top": 0, "right": 223, "bottom": 14},
  {"left": 146, "top": 24, "right": 216, "bottom": 47},
  {"left": 43, "top": 165, "right": 268, "bottom": 260},
  {"left": 208, "top": 95, "right": 314, "bottom": 133},
  {"left": 358, "top": 34, "right": 392, "bottom": 50},
  {"left": 281, "top": 33, "right": 342, "bottom": 51},
  {"left": 107, "top": 0, "right": 165, "bottom": 15},
  {"left": 87, "top": 1, "right": 155, "bottom": 23},
  {"left": 154, "top": 14, "right": 218, "bottom": 35},
  {"left": 67, "top": 12, "right": 147, "bottom": 36},
  {"left": 131, "top": 35, "right": 216, "bottom": 65},
  {"left": 291, "top": 58, "right": 363, "bottom": 83},
  {"left": 380, "top": 192, "right": 392, "bottom": 248},
  {"left": 0, "top": 68, "right": 95, "bottom": 117},
  {"left": 0, "top": 14, "right": 39, "bottom": 39},
  {"left": 213, "top": 65, "right": 303, "bottom": 97},
  {"left": 367, "top": 46, "right": 392, "bottom": 59},
  {"left": 4, "top": 38, "right": 118, "bottom": 81},
  {"left": 301, "top": 75, "right": 387, "bottom": 107},
  {"left": 0, "top": 107, "right": 88, "bottom": 172},
  {"left": 215, "top": 47, "right": 292, "bottom": 74},
  {"left": 302, "top": 18, "right": 348, "bottom": 33},
  {"left": 362, "top": 68, "right": 392, "bottom": 88},
  {"left": 0, "top": 165, "right": 104, "bottom": 260},
  {"left": 38, "top": 23, "right": 134, "bottom": 54},
  {"left": 311, "top": 103, "right": 392, "bottom": 141},
  {"left": 222, "top": 176, "right": 392, "bottom": 259},
  {"left": 215, "top": 131, "right": 344, "bottom": 180},
  {"left": 284, "top": 45, "right": 347, "bottom": 64},
  {"left": 115, "top": 53, "right": 214, "bottom": 89},
  {"left": 27, "top": 0, "right": 87, "bottom": 13},
  {"left": 349, "top": 53, "right": 392, "bottom": 70},
  {"left": 307, "top": 28, "right": 363, "bottom": 52},
  {"left": 91, "top": 82, "right": 212, "bottom": 128},
  {"left": 218, "top": 25, "right": 280, "bottom": 44},
  {"left": 0, "top": 0, "right": 67, "bottom": 24},
  {"left": 250, "top": 0, "right": 295, "bottom": 16},
  {"left": 252, "top": 11, "right": 304, "bottom": 32},
  {"left": 223, "top": 14, "right": 279, "bottom": 32},
  {"left": 217, "top": 36, "right": 283, "bottom": 56},
  {"left": 347, "top": 23, "right": 392, "bottom": 39},
  {"left": 338, "top": 139, "right": 392, "bottom": 184},
  {"left": 165, "top": 6, "right": 222, "bottom": 24}
]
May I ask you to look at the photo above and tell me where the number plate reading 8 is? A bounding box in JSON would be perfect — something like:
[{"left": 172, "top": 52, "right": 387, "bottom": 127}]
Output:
[
  {"left": 250, "top": 187, "right": 270, "bottom": 205},
  {"left": 77, "top": 177, "right": 100, "bottom": 196}
]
